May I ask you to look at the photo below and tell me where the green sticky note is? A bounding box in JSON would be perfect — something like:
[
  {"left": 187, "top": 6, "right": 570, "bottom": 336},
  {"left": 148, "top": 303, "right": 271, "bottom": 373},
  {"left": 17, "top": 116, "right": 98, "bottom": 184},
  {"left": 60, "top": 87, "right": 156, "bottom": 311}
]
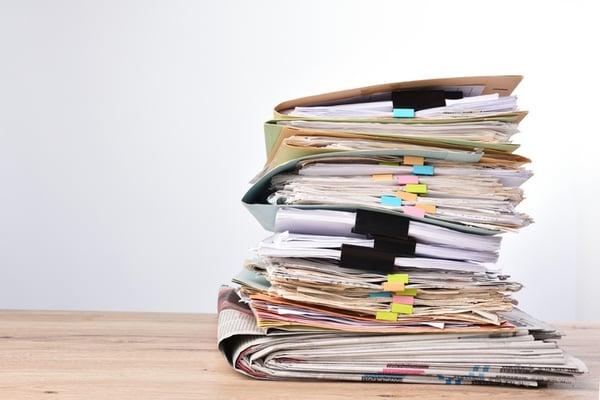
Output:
[
  {"left": 396, "top": 288, "right": 418, "bottom": 296},
  {"left": 387, "top": 273, "right": 409, "bottom": 283},
  {"left": 405, "top": 184, "right": 427, "bottom": 194},
  {"left": 391, "top": 303, "right": 414, "bottom": 315},
  {"left": 376, "top": 311, "right": 398, "bottom": 322}
]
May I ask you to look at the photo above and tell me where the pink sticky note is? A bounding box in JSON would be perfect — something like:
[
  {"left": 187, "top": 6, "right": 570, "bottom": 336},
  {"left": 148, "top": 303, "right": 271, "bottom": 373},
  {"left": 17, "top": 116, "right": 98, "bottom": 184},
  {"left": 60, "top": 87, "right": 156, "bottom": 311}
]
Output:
[
  {"left": 402, "top": 206, "right": 426, "bottom": 218},
  {"left": 392, "top": 295, "right": 414, "bottom": 305},
  {"left": 396, "top": 175, "right": 419, "bottom": 184}
]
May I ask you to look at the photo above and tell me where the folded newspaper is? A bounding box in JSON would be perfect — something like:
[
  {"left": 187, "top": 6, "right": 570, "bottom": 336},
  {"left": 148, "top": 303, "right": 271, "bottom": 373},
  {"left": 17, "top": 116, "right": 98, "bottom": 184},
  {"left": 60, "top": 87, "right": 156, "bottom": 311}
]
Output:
[{"left": 217, "top": 286, "right": 587, "bottom": 387}]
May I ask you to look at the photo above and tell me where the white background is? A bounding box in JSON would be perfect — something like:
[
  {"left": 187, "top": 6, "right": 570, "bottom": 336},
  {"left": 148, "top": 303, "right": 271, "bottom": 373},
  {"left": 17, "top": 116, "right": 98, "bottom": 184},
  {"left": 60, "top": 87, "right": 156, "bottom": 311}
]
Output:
[{"left": 1, "top": 0, "right": 598, "bottom": 321}]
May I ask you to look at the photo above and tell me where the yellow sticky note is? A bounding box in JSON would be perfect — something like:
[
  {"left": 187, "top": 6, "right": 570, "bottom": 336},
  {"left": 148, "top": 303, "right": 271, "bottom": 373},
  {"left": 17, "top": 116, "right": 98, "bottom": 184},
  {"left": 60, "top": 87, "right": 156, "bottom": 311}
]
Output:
[
  {"left": 396, "top": 288, "right": 418, "bottom": 296},
  {"left": 396, "top": 190, "right": 418, "bottom": 202},
  {"left": 372, "top": 174, "right": 394, "bottom": 181},
  {"left": 391, "top": 303, "right": 414, "bottom": 315},
  {"left": 387, "top": 273, "right": 409, "bottom": 283},
  {"left": 382, "top": 281, "right": 405, "bottom": 292},
  {"left": 403, "top": 156, "right": 424, "bottom": 166},
  {"left": 376, "top": 311, "right": 398, "bottom": 322},
  {"left": 405, "top": 184, "right": 427, "bottom": 194},
  {"left": 415, "top": 203, "right": 436, "bottom": 214}
]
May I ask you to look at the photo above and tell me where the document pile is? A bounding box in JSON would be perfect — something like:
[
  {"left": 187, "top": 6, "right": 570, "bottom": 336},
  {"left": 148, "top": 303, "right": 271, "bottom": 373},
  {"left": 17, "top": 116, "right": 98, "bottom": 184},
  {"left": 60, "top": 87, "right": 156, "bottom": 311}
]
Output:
[{"left": 217, "top": 76, "right": 587, "bottom": 387}]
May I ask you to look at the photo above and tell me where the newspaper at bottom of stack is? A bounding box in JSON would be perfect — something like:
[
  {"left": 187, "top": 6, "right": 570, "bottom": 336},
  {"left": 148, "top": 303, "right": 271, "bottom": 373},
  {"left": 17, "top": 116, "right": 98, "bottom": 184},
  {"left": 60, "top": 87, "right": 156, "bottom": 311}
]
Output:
[{"left": 217, "top": 286, "right": 587, "bottom": 388}]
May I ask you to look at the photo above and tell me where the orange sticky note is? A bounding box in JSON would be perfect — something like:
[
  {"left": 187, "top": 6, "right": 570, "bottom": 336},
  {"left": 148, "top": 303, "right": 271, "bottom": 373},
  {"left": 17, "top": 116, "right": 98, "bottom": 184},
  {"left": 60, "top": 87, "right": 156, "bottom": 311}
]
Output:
[
  {"left": 403, "top": 156, "right": 424, "bottom": 166},
  {"left": 372, "top": 174, "right": 394, "bottom": 181},
  {"left": 396, "top": 190, "right": 418, "bottom": 202},
  {"left": 415, "top": 203, "right": 436, "bottom": 214},
  {"left": 382, "top": 281, "right": 405, "bottom": 292}
]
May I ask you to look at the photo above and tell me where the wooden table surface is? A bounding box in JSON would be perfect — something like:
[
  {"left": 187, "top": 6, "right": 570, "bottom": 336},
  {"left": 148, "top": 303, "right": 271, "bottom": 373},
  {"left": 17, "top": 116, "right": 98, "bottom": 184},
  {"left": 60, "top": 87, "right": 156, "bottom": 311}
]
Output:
[{"left": 0, "top": 310, "right": 598, "bottom": 399}]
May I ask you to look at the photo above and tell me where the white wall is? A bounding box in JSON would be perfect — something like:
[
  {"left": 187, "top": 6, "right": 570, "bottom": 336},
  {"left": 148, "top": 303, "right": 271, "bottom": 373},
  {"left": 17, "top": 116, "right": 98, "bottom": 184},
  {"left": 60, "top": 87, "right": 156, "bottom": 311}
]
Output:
[{"left": 1, "top": 0, "right": 598, "bottom": 321}]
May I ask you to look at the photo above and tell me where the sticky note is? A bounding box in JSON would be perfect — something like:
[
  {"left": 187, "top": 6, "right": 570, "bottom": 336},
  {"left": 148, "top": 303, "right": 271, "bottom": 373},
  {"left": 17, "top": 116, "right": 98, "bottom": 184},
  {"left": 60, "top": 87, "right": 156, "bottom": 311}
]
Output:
[
  {"left": 369, "top": 291, "right": 393, "bottom": 298},
  {"left": 396, "top": 175, "right": 419, "bottom": 184},
  {"left": 396, "top": 190, "right": 418, "bottom": 202},
  {"left": 415, "top": 203, "right": 436, "bottom": 214},
  {"left": 379, "top": 161, "right": 399, "bottom": 166},
  {"left": 376, "top": 311, "right": 398, "bottom": 322},
  {"left": 396, "top": 288, "right": 418, "bottom": 296},
  {"left": 381, "top": 196, "right": 402, "bottom": 206},
  {"left": 387, "top": 273, "right": 409, "bottom": 283},
  {"left": 392, "top": 295, "right": 414, "bottom": 305},
  {"left": 393, "top": 108, "right": 415, "bottom": 118},
  {"left": 403, "top": 156, "right": 424, "bottom": 166},
  {"left": 391, "top": 303, "right": 414, "bottom": 314},
  {"left": 405, "top": 184, "right": 427, "bottom": 194},
  {"left": 372, "top": 174, "right": 394, "bottom": 181},
  {"left": 412, "top": 165, "right": 434, "bottom": 175},
  {"left": 402, "top": 206, "right": 426, "bottom": 218},
  {"left": 382, "top": 281, "right": 405, "bottom": 292}
]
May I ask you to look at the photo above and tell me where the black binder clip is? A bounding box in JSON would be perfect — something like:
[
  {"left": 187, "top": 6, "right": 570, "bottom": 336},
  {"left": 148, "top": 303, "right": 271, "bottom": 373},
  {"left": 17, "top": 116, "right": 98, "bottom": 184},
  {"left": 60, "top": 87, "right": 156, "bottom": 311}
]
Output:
[
  {"left": 391, "top": 89, "right": 463, "bottom": 118},
  {"left": 352, "top": 209, "right": 410, "bottom": 238},
  {"left": 339, "top": 244, "right": 396, "bottom": 272},
  {"left": 373, "top": 236, "right": 416, "bottom": 255}
]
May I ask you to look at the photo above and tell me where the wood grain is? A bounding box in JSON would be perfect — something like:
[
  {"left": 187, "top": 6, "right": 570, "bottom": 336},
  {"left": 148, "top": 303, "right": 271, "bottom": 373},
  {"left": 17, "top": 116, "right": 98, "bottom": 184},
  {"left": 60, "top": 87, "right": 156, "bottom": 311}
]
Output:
[{"left": 0, "top": 311, "right": 598, "bottom": 399}]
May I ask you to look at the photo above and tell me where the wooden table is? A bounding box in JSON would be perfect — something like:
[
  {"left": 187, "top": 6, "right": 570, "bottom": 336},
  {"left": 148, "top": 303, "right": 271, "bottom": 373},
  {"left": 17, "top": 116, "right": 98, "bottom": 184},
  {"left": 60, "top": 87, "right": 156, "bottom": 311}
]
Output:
[{"left": 0, "top": 311, "right": 598, "bottom": 399}]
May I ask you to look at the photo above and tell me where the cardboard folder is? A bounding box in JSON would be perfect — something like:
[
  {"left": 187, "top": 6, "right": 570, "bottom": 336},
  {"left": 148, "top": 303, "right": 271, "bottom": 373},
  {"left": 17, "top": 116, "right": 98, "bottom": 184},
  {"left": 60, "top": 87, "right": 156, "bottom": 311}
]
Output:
[{"left": 273, "top": 75, "right": 527, "bottom": 122}]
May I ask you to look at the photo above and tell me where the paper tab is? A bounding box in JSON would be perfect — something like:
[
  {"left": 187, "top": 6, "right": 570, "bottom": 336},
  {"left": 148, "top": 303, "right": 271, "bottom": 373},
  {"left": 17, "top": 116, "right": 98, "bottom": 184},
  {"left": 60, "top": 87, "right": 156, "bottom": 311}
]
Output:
[
  {"left": 382, "top": 281, "right": 405, "bottom": 292},
  {"left": 372, "top": 174, "right": 394, "bottom": 181},
  {"left": 402, "top": 206, "right": 426, "bottom": 218},
  {"left": 396, "top": 190, "right": 418, "bottom": 202},
  {"left": 392, "top": 295, "right": 414, "bottom": 305},
  {"left": 369, "top": 291, "right": 393, "bottom": 298},
  {"left": 396, "top": 175, "right": 419, "bottom": 184},
  {"left": 379, "top": 161, "right": 399, "bottom": 166},
  {"left": 393, "top": 108, "right": 415, "bottom": 118},
  {"left": 403, "top": 156, "right": 424, "bottom": 166},
  {"left": 390, "top": 303, "right": 414, "bottom": 315},
  {"left": 387, "top": 273, "right": 409, "bottom": 283},
  {"left": 381, "top": 196, "right": 402, "bottom": 207},
  {"left": 376, "top": 311, "right": 398, "bottom": 322},
  {"left": 412, "top": 165, "right": 434, "bottom": 175},
  {"left": 405, "top": 184, "right": 427, "bottom": 194},
  {"left": 396, "top": 288, "right": 418, "bottom": 296},
  {"left": 415, "top": 203, "right": 437, "bottom": 214}
]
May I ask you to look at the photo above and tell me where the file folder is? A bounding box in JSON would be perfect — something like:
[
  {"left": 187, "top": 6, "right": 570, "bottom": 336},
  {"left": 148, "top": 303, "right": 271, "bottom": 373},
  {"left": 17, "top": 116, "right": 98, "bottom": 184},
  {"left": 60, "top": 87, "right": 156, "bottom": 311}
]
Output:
[
  {"left": 273, "top": 75, "right": 528, "bottom": 122},
  {"left": 242, "top": 149, "right": 507, "bottom": 236},
  {"left": 259, "top": 76, "right": 527, "bottom": 172},
  {"left": 260, "top": 121, "right": 527, "bottom": 174}
]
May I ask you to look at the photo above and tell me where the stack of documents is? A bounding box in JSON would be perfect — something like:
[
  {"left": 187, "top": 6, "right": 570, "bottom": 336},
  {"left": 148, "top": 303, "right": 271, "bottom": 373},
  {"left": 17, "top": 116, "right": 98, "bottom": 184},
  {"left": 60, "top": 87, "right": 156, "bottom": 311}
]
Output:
[{"left": 217, "top": 76, "right": 588, "bottom": 387}]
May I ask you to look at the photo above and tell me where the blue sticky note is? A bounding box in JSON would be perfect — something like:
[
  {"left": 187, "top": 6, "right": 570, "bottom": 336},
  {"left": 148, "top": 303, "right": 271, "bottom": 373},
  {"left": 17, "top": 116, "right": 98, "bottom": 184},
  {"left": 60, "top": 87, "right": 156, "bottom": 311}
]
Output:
[
  {"left": 393, "top": 108, "right": 415, "bottom": 118},
  {"left": 369, "top": 291, "right": 393, "bottom": 298},
  {"left": 412, "top": 165, "right": 434, "bottom": 175},
  {"left": 381, "top": 195, "right": 402, "bottom": 206}
]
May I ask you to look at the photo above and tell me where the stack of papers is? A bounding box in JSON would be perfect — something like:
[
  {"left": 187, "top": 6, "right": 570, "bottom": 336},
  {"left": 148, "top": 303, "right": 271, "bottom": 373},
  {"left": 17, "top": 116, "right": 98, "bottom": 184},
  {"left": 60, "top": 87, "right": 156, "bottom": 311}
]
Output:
[{"left": 217, "top": 76, "right": 588, "bottom": 387}]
